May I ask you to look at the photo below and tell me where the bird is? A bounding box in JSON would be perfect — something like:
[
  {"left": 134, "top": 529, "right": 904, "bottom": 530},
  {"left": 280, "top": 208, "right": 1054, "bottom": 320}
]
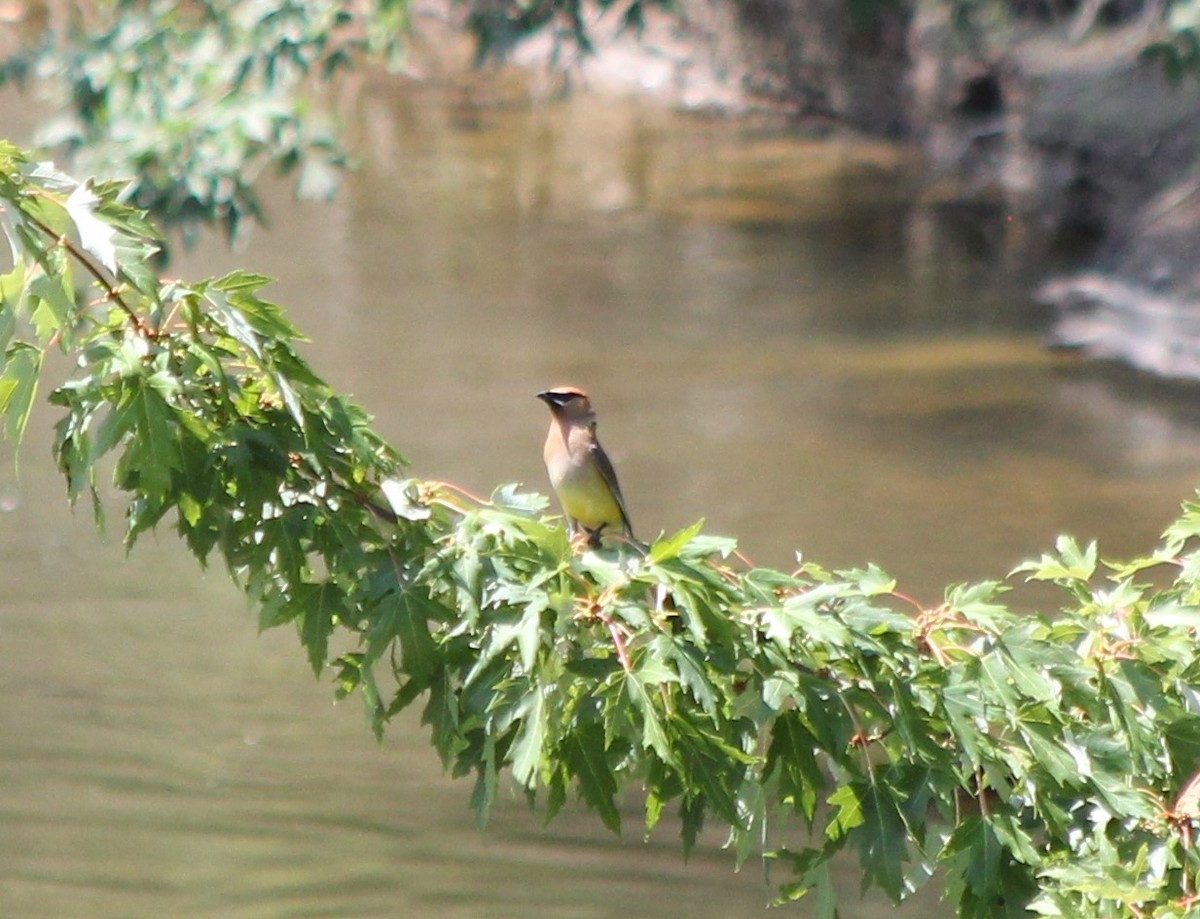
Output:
[{"left": 537, "top": 386, "right": 635, "bottom": 548}]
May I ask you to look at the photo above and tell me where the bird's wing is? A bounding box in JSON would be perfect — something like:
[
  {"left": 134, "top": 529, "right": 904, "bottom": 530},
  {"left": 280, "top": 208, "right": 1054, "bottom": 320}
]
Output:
[{"left": 588, "top": 434, "right": 634, "bottom": 537}]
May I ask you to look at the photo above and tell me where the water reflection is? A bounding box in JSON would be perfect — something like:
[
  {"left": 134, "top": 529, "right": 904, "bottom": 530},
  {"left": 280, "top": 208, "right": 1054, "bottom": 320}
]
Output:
[{"left": 3, "top": 74, "right": 1200, "bottom": 918}]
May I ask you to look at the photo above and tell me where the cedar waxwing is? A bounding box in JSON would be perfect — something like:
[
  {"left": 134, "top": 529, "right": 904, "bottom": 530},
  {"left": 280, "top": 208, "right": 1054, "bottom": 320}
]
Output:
[{"left": 537, "top": 387, "right": 635, "bottom": 548}]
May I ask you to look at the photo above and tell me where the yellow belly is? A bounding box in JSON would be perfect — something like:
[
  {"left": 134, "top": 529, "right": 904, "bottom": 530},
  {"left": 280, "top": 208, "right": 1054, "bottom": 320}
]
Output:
[{"left": 555, "top": 463, "right": 624, "bottom": 532}]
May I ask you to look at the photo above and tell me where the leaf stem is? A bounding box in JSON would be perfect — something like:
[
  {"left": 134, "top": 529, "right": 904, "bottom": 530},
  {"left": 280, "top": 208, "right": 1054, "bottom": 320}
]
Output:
[{"left": 23, "top": 196, "right": 152, "bottom": 337}]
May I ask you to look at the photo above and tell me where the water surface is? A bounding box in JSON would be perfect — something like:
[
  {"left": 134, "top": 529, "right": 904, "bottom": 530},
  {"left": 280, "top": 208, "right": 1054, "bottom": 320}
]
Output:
[{"left": 3, "top": 74, "right": 1199, "bottom": 918}]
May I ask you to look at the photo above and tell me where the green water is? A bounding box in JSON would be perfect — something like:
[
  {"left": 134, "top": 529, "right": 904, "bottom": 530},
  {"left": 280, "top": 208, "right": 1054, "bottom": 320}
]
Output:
[{"left": 4, "top": 74, "right": 1198, "bottom": 918}]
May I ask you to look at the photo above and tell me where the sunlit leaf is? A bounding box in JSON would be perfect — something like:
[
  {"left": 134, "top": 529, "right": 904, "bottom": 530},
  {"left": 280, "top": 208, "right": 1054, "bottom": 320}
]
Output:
[
  {"left": 509, "top": 689, "right": 546, "bottom": 788},
  {"left": 846, "top": 563, "right": 897, "bottom": 597},
  {"left": 0, "top": 341, "right": 41, "bottom": 447},
  {"left": 1144, "top": 602, "right": 1200, "bottom": 630},
  {"left": 65, "top": 181, "right": 118, "bottom": 272},
  {"left": 647, "top": 519, "right": 705, "bottom": 564},
  {"left": 380, "top": 477, "right": 432, "bottom": 520}
]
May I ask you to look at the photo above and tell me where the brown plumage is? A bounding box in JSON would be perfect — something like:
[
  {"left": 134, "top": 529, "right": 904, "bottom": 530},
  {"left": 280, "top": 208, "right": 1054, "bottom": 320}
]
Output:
[{"left": 537, "top": 386, "right": 634, "bottom": 548}]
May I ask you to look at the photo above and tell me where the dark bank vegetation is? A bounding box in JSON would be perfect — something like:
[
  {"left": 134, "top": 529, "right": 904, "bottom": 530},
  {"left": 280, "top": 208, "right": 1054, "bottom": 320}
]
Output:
[{"left": 2, "top": 0, "right": 1199, "bottom": 248}]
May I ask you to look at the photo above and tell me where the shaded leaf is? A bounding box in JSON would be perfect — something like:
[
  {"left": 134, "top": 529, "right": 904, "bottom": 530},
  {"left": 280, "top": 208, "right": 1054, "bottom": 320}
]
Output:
[{"left": 0, "top": 341, "right": 41, "bottom": 447}]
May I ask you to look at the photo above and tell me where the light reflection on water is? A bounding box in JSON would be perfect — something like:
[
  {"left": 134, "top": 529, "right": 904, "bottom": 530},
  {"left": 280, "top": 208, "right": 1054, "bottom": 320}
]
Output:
[{"left": 3, "top": 74, "right": 1200, "bottom": 918}]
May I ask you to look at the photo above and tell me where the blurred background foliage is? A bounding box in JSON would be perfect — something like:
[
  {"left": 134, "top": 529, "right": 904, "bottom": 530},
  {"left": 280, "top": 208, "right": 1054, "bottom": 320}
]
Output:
[
  {"left": 0, "top": 0, "right": 1197, "bottom": 249},
  {"left": 0, "top": 0, "right": 409, "bottom": 245},
  {"left": 0, "top": 0, "right": 669, "bottom": 248}
]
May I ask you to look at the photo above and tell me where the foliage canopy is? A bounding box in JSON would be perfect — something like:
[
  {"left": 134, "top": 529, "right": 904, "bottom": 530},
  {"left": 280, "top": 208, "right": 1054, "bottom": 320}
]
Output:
[
  {"left": 6, "top": 144, "right": 1200, "bottom": 918},
  {"left": 0, "top": 0, "right": 665, "bottom": 246},
  {"left": 0, "top": 0, "right": 416, "bottom": 246}
]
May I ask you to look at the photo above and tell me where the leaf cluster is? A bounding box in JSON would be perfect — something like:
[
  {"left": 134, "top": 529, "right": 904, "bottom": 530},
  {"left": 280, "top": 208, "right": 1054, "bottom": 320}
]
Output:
[
  {"left": 8, "top": 144, "right": 1200, "bottom": 917},
  {"left": 0, "top": 0, "right": 670, "bottom": 247},
  {"left": 0, "top": 0, "right": 410, "bottom": 247}
]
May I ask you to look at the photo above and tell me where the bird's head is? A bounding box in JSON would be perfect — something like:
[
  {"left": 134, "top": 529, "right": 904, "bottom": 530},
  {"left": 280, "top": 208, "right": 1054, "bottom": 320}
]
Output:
[{"left": 537, "top": 386, "right": 594, "bottom": 422}]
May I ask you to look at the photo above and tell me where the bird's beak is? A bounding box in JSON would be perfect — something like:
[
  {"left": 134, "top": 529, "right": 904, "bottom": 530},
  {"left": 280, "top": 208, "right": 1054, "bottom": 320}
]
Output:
[{"left": 536, "top": 390, "right": 563, "bottom": 407}]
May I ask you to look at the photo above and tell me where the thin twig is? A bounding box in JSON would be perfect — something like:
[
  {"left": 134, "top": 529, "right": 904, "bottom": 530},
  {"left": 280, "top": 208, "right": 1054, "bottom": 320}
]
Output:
[
  {"left": 22, "top": 195, "right": 152, "bottom": 337},
  {"left": 596, "top": 607, "right": 632, "bottom": 672}
]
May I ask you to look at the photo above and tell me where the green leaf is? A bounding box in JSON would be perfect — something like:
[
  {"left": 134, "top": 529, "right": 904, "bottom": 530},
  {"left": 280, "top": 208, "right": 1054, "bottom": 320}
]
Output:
[
  {"left": 27, "top": 258, "right": 75, "bottom": 345},
  {"left": 945, "top": 580, "right": 1011, "bottom": 626},
  {"left": 826, "top": 783, "right": 866, "bottom": 840},
  {"left": 766, "top": 711, "right": 824, "bottom": 824},
  {"left": 509, "top": 688, "right": 546, "bottom": 788},
  {"left": 563, "top": 724, "right": 620, "bottom": 834},
  {"left": 852, "top": 781, "right": 909, "bottom": 898},
  {"left": 682, "top": 533, "right": 739, "bottom": 559},
  {"left": 768, "top": 585, "right": 851, "bottom": 646},
  {"left": 0, "top": 263, "right": 24, "bottom": 329},
  {"left": 1164, "top": 714, "right": 1200, "bottom": 779},
  {"left": 944, "top": 816, "right": 1002, "bottom": 902},
  {"left": 647, "top": 519, "right": 705, "bottom": 564},
  {"left": 679, "top": 792, "right": 706, "bottom": 856},
  {"left": 1019, "top": 719, "right": 1082, "bottom": 786},
  {"left": 65, "top": 181, "right": 117, "bottom": 272},
  {"left": 380, "top": 477, "right": 432, "bottom": 521},
  {"left": 491, "top": 483, "right": 549, "bottom": 515},
  {"left": 1013, "top": 536, "right": 1097, "bottom": 583},
  {"left": 0, "top": 342, "right": 41, "bottom": 447},
  {"left": 420, "top": 670, "right": 461, "bottom": 763},
  {"left": 624, "top": 670, "right": 672, "bottom": 761},
  {"left": 366, "top": 590, "right": 440, "bottom": 686},
  {"left": 846, "top": 563, "right": 897, "bottom": 597},
  {"left": 470, "top": 734, "right": 499, "bottom": 829},
  {"left": 769, "top": 847, "right": 839, "bottom": 911},
  {"left": 657, "top": 635, "right": 718, "bottom": 715},
  {"left": 1143, "top": 602, "right": 1200, "bottom": 629},
  {"left": 132, "top": 380, "right": 178, "bottom": 498},
  {"left": 300, "top": 581, "right": 344, "bottom": 675}
]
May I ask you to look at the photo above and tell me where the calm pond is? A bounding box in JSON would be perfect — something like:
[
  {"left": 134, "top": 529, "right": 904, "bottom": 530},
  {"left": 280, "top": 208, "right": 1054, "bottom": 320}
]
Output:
[{"left": 4, "top": 72, "right": 1200, "bottom": 918}]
